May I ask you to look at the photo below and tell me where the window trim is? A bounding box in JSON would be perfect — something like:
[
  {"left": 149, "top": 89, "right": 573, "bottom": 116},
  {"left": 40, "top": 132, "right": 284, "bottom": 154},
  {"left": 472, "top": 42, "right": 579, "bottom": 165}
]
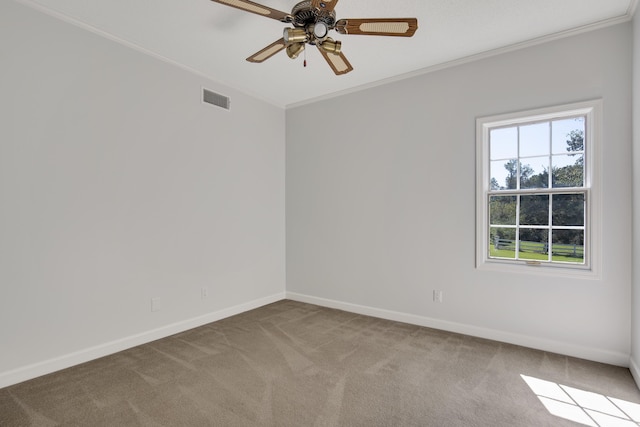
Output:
[{"left": 476, "top": 100, "right": 602, "bottom": 278}]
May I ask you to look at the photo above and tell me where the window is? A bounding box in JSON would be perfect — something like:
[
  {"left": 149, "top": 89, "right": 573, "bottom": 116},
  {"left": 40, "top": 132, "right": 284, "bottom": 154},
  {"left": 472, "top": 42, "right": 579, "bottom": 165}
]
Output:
[{"left": 476, "top": 100, "right": 601, "bottom": 276}]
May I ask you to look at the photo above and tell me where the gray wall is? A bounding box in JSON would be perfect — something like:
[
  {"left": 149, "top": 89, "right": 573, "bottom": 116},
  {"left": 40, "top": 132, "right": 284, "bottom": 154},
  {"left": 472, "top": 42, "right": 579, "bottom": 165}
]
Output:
[
  {"left": 0, "top": 1, "right": 285, "bottom": 386},
  {"left": 632, "top": 10, "right": 640, "bottom": 380},
  {"left": 287, "top": 23, "right": 633, "bottom": 365}
]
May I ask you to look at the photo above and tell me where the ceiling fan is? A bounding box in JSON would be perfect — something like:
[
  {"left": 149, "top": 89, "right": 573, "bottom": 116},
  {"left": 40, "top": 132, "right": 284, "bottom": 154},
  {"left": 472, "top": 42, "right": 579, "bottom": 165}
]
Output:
[{"left": 210, "top": 0, "right": 418, "bottom": 75}]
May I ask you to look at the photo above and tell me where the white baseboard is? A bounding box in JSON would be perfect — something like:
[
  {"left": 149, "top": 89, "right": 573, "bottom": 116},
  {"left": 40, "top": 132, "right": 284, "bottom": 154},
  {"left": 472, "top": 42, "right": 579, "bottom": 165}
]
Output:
[
  {"left": 630, "top": 357, "right": 640, "bottom": 389},
  {"left": 287, "top": 292, "right": 630, "bottom": 367},
  {"left": 0, "top": 292, "right": 285, "bottom": 389},
  {"left": 3, "top": 291, "right": 631, "bottom": 389}
]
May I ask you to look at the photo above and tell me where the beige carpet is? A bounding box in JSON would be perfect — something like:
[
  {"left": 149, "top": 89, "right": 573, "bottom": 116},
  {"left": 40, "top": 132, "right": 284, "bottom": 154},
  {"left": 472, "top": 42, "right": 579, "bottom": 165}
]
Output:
[{"left": 1, "top": 300, "right": 639, "bottom": 426}]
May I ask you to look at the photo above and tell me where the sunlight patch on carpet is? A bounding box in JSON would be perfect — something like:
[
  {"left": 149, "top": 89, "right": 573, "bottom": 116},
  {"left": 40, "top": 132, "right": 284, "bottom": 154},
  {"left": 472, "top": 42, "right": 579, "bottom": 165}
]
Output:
[{"left": 521, "top": 374, "right": 640, "bottom": 426}]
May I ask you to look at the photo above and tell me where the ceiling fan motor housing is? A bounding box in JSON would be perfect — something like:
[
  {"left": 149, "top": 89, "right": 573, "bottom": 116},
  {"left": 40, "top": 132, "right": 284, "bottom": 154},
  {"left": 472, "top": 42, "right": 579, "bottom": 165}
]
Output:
[{"left": 290, "top": 0, "right": 336, "bottom": 44}]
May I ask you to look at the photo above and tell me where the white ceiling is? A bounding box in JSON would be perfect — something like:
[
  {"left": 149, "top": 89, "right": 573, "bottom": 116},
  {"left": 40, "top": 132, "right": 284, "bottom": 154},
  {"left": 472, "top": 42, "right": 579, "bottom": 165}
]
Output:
[{"left": 19, "top": 0, "right": 637, "bottom": 108}]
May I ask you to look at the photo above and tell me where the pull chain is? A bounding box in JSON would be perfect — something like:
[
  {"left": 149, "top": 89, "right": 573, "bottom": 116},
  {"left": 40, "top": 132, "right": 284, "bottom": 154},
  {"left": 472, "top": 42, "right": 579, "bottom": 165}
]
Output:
[{"left": 304, "top": 47, "right": 307, "bottom": 68}]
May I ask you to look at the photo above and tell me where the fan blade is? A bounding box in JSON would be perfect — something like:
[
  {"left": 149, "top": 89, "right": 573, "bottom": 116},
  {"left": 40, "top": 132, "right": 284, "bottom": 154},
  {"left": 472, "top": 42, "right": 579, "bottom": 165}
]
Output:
[
  {"left": 317, "top": 46, "right": 353, "bottom": 75},
  {"left": 335, "top": 18, "right": 418, "bottom": 37},
  {"left": 311, "top": 0, "right": 339, "bottom": 13},
  {"left": 210, "top": 0, "right": 291, "bottom": 22},
  {"left": 246, "top": 38, "right": 286, "bottom": 63}
]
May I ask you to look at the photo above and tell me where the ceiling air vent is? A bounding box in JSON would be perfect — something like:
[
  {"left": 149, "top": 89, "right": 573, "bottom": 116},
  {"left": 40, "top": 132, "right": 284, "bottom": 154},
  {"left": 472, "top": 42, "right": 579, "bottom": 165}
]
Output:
[{"left": 202, "top": 88, "right": 230, "bottom": 110}]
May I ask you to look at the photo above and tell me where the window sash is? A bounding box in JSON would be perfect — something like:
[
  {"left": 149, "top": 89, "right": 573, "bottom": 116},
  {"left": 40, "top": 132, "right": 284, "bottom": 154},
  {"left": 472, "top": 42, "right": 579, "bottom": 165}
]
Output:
[{"left": 487, "top": 190, "right": 587, "bottom": 265}]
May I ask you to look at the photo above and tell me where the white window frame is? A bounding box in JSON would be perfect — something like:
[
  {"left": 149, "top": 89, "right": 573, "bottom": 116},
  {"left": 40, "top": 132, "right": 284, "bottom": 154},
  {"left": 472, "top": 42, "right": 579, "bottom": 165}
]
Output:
[{"left": 476, "top": 100, "right": 602, "bottom": 278}]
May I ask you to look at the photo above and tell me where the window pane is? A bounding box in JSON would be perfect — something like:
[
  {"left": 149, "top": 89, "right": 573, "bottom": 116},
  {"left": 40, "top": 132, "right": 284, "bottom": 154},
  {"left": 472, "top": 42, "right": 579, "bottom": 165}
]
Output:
[
  {"left": 519, "top": 228, "right": 549, "bottom": 261},
  {"left": 490, "top": 227, "right": 516, "bottom": 259},
  {"left": 491, "top": 159, "right": 518, "bottom": 190},
  {"left": 490, "top": 195, "right": 517, "bottom": 225},
  {"left": 552, "top": 229, "right": 584, "bottom": 263},
  {"left": 552, "top": 117, "right": 585, "bottom": 154},
  {"left": 490, "top": 127, "right": 518, "bottom": 160},
  {"left": 520, "top": 122, "right": 550, "bottom": 157},
  {"left": 552, "top": 194, "right": 585, "bottom": 226},
  {"left": 520, "top": 195, "right": 549, "bottom": 225},
  {"left": 552, "top": 154, "right": 584, "bottom": 188},
  {"left": 520, "top": 157, "right": 549, "bottom": 189}
]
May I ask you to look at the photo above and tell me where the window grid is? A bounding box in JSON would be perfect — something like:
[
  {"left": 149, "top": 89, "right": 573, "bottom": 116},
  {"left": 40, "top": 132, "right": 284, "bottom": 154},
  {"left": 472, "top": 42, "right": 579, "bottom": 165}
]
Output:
[{"left": 489, "top": 115, "right": 586, "bottom": 264}]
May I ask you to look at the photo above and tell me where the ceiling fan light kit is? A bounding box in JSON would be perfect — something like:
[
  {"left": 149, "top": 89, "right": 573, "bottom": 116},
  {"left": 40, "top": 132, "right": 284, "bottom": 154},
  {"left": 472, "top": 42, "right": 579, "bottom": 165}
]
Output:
[
  {"left": 284, "top": 27, "right": 308, "bottom": 44},
  {"left": 319, "top": 38, "right": 341, "bottom": 54},
  {"left": 210, "top": 0, "right": 418, "bottom": 75},
  {"left": 286, "top": 42, "right": 305, "bottom": 59}
]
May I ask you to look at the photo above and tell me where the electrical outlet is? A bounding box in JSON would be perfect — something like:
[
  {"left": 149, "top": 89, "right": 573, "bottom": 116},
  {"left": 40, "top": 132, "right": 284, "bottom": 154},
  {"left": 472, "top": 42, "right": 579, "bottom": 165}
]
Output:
[
  {"left": 201, "top": 287, "right": 208, "bottom": 299},
  {"left": 151, "top": 297, "right": 161, "bottom": 312},
  {"left": 433, "top": 290, "right": 443, "bottom": 303}
]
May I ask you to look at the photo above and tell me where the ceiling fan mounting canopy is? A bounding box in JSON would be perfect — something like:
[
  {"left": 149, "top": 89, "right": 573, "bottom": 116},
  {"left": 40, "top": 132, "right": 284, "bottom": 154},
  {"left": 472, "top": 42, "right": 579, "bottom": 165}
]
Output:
[
  {"left": 291, "top": 1, "right": 336, "bottom": 28},
  {"left": 209, "top": 0, "right": 418, "bottom": 75}
]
